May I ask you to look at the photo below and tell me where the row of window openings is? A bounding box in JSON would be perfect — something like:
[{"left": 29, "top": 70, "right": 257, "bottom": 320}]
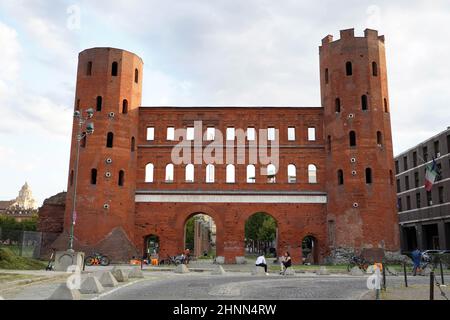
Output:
[
  {"left": 69, "top": 169, "right": 125, "bottom": 187},
  {"left": 398, "top": 187, "right": 445, "bottom": 211},
  {"left": 397, "top": 164, "right": 443, "bottom": 192},
  {"left": 334, "top": 96, "right": 389, "bottom": 113},
  {"left": 80, "top": 133, "right": 135, "bottom": 151},
  {"left": 328, "top": 131, "right": 383, "bottom": 149},
  {"left": 324, "top": 61, "right": 379, "bottom": 84},
  {"left": 86, "top": 61, "right": 139, "bottom": 83},
  {"left": 77, "top": 97, "right": 129, "bottom": 114},
  {"left": 144, "top": 164, "right": 318, "bottom": 184},
  {"left": 396, "top": 136, "right": 449, "bottom": 173},
  {"left": 146, "top": 127, "right": 316, "bottom": 142},
  {"left": 337, "top": 168, "right": 374, "bottom": 185}
]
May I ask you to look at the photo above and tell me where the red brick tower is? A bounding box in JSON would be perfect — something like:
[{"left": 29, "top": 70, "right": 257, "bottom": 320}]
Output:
[
  {"left": 63, "top": 48, "right": 143, "bottom": 260},
  {"left": 320, "top": 29, "right": 400, "bottom": 261}
]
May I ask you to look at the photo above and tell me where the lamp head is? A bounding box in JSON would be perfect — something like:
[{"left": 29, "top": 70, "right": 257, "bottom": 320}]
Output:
[
  {"left": 86, "top": 122, "right": 95, "bottom": 135},
  {"left": 86, "top": 108, "right": 95, "bottom": 119},
  {"left": 74, "top": 110, "right": 81, "bottom": 118}
]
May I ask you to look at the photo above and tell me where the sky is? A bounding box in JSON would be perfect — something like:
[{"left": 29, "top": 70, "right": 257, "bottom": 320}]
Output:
[{"left": 0, "top": 0, "right": 449, "bottom": 206}]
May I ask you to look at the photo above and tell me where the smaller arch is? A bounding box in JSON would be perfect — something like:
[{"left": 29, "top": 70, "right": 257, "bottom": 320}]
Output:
[
  {"left": 308, "top": 164, "right": 317, "bottom": 184},
  {"left": 327, "top": 135, "right": 331, "bottom": 152},
  {"left": 226, "top": 164, "right": 235, "bottom": 183},
  {"left": 135, "top": 69, "right": 139, "bottom": 83},
  {"left": 145, "top": 163, "right": 154, "bottom": 183},
  {"left": 165, "top": 164, "right": 174, "bottom": 182},
  {"left": 206, "top": 164, "right": 215, "bottom": 183},
  {"left": 91, "top": 168, "right": 97, "bottom": 185},
  {"left": 384, "top": 98, "right": 389, "bottom": 113},
  {"left": 122, "top": 99, "right": 128, "bottom": 114},
  {"left": 118, "top": 170, "right": 125, "bottom": 186},
  {"left": 186, "top": 164, "right": 195, "bottom": 182},
  {"left": 106, "top": 132, "right": 114, "bottom": 148},
  {"left": 365, "top": 168, "right": 373, "bottom": 184},
  {"left": 144, "top": 234, "right": 160, "bottom": 259},
  {"left": 267, "top": 164, "right": 277, "bottom": 183},
  {"left": 81, "top": 132, "right": 87, "bottom": 148},
  {"left": 302, "top": 235, "right": 319, "bottom": 264},
  {"left": 349, "top": 131, "right": 357, "bottom": 147},
  {"left": 288, "top": 164, "right": 297, "bottom": 183},
  {"left": 131, "top": 136, "right": 135, "bottom": 152},
  {"left": 247, "top": 165, "right": 256, "bottom": 183},
  {"left": 325, "top": 68, "right": 329, "bottom": 84},
  {"left": 346, "top": 61, "right": 353, "bottom": 76},
  {"left": 111, "top": 61, "right": 119, "bottom": 76},
  {"left": 337, "top": 169, "right": 344, "bottom": 185},
  {"left": 69, "top": 170, "right": 74, "bottom": 186},
  {"left": 377, "top": 131, "right": 383, "bottom": 146},
  {"left": 96, "top": 96, "right": 103, "bottom": 112},
  {"left": 86, "top": 61, "right": 92, "bottom": 76},
  {"left": 361, "top": 94, "right": 368, "bottom": 111},
  {"left": 372, "top": 61, "right": 378, "bottom": 76},
  {"left": 335, "top": 98, "right": 341, "bottom": 113},
  {"left": 76, "top": 99, "right": 80, "bottom": 111},
  {"left": 389, "top": 170, "right": 394, "bottom": 185}
]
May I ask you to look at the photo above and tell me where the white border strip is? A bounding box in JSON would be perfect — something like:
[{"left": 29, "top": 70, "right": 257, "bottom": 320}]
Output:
[{"left": 135, "top": 194, "right": 327, "bottom": 204}]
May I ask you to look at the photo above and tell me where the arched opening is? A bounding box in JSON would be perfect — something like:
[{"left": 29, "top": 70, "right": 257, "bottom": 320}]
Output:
[
  {"left": 106, "top": 132, "right": 114, "bottom": 148},
  {"left": 267, "top": 164, "right": 277, "bottom": 183},
  {"left": 337, "top": 169, "right": 344, "bottom": 185},
  {"left": 377, "top": 131, "right": 383, "bottom": 146},
  {"left": 144, "top": 234, "right": 160, "bottom": 260},
  {"left": 86, "top": 61, "right": 92, "bottom": 76},
  {"left": 185, "top": 164, "right": 194, "bottom": 182},
  {"left": 245, "top": 213, "right": 278, "bottom": 258},
  {"left": 302, "top": 236, "right": 319, "bottom": 265},
  {"left": 349, "top": 131, "right": 357, "bottom": 147},
  {"left": 69, "top": 170, "right": 74, "bottom": 186},
  {"left": 335, "top": 98, "right": 341, "bottom": 113},
  {"left": 365, "top": 168, "right": 373, "bottom": 184},
  {"left": 111, "top": 61, "right": 118, "bottom": 76},
  {"left": 90, "top": 168, "right": 97, "bottom": 185},
  {"left": 96, "top": 96, "right": 102, "bottom": 112},
  {"left": 361, "top": 94, "right": 368, "bottom": 111},
  {"left": 288, "top": 164, "right": 296, "bottom": 183},
  {"left": 206, "top": 164, "right": 215, "bottom": 183},
  {"left": 325, "top": 68, "right": 329, "bottom": 84},
  {"left": 118, "top": 170, "right": 125, "bottom": 186},
  {"left": 184, "top": 213, "right": 217, "bottom": 259},
  {"left": 346, "top": 61, "right": 353, "bottom": 76},
  {"left": 372, "top": 61, "right": 378, "bottom": 76},
  {"left": 247, "top": 164, "right": 256, "bottom": 183},
  {"left": 226, "top": 164, "right": 235, "bottom": 183},
  {"left": 384, "top": 98, "right": 389, "bottom": 113},
  {"left": 145, "top": 163, "right": 154, "bottom": 183},
  {"left": 308, "top": 164, "right": 317, "bottom": 184},
  {"left": 122, "top": 99, "right": 128, "bottom": 114},
  {"left": 165, "top": 164, "right": 174, "bottom": 182},
  {"left": 80, "top": 132, "right": 87, "bottom": 148},
  {"left": 327, "top": 135, "right": 332, "bottom": 152},
  {"left": 135, "top": 69, "right": 139, "bottom": 83}
]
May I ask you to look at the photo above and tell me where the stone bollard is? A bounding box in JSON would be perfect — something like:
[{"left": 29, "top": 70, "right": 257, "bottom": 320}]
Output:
[
  {"left": 80, "top": 275, "right": 104, "bottom": 294},
  {"left": 174, "top": 264, "right": 190, "bottom": 274},
  {"left": 99, "top": 271, "right": 119, "bottom": 287},
  {"left": 316, "top": 266, "right": 330, "bottom": 275},
  {"left": 251, "top": 266, "right": 267, "bottom": 276},
  {"left": 48, "top": 283, "right": 81, "bottom": 300},
  {"left": 111, "top": 267, "right": 129, "bottom": 282},
  {"left": 128, "top": 267, "right": 144, "bottom": 279},
  {"left": 211, "top": 265, "right": 226, "bottom": 275},
  {"left": 215, "top": 256, "right": 225, "bottom": 265},
  {"left": 235, "top": 256, "right": 247, "bottom": 265}
]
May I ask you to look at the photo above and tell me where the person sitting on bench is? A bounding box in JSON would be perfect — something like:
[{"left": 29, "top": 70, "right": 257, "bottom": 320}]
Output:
[
  {"left": 255, "top": 254, "right": 269, "bottom": 275},
  {"left": 280, "top": 252, "right": 292, "bottom": 275}
]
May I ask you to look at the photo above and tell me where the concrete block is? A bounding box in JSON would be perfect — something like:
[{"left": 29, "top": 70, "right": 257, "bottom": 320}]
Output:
[
  {"left": 111, "top": 267, "right": 129, "bottom": 282},
  {"left": 128, "top": 267, "right": 144, "bottom": 278},
  {"left": 211, "top": 265, "right": 226, "bottom": 275},
  {"left": 80, "top": 275, "right": 104, "bottom": 294},
  {"left": 251, "top": 266, "right": 267, "bottom": 276},
  {"left": 53, "top": 251, "right": 85, "bottom": 272},
  {"left": 350, "top": 266, "right": 364, "bottom": 276},
  {"left": 316, "top": 266, "right": 330, "bottom": 275},
  {"left": 48, "top": 283, "right": 81, "bottom": 300},
  {"left": 174, "top": 264, "right": 190, "bottom": 274},
  {"left": 215, "top": 256, "right": 225, "bottom": 265},
  {"left": 235, "top": 256, "right": 247, "bottom": 264},
  {"left": 99, "top": 271, "right": 119, "bottom": 287}
]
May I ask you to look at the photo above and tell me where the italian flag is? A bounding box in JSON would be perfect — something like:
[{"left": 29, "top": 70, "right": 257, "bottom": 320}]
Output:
[{"left": 425, "top": 159, "right": 438, "bottom": 192}]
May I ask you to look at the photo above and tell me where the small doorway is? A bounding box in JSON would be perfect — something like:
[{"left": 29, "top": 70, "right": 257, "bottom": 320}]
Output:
[
  {"left": 144, "top": 234, "right": 160, "bottom": 260},
  {"left": 302, "top": 236, "right": 318, "bottom": 265}
]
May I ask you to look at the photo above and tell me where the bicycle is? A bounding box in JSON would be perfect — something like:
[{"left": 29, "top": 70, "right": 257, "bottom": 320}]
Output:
[{"left": 84, "top": 252, "right": 110, "bottom": 266}]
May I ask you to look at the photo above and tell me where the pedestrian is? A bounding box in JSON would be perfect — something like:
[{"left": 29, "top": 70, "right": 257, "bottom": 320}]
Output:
[
  {"left": 255, "top": 254, "right": 269, "bottom": 275},
  {"left": 280, "top": 251, "right": 292, "bottom": 275},
  {"left": 184, "top": 248, "right": 191, "bottom": 265},
  {"left": 411, "top": 247, "right": 421, "bottom": 276}
]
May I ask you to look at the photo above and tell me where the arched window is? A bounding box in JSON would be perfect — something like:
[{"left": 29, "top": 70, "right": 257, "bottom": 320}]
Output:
[
  {"left": 118, "top": 170, "right": 125, "bottom": 186},
  {"left": 377, "top": 131, "right": 383, "bottom": 146},
  {"left": 91, "top": 169, "right": 97, "bottom": 185},
  {"left": 111, "top": 62, "right": 118, "bottom": 76},
  {"left": 389, "top": 170, "right": 394, "bottom": 185},
  {"left": 185, "top": 164, "right": 194, "bottom": 182},
  {"left": 135, "top": 69, "right": 139, "bottom": 83},
  {"left": 81, "top": 132, "right": 87, "bottom": 148},
  {"left": 206, "top": 164, "right": 215, "bottom": 183},
  {"left": 327, "top": 135, "right": 332, "bottom": 152},
  {"left": 87, "top": 61, "right": 92, "bottom": 76},
  {"left": 325, "top": 68, "right": 329, "bottom": 84},
  {"left": 365, "top": 168, "right": 373, "bottom": 184},
  {"left": 165, "top": 164, "right": 174, "bottom": 182},
  {"left": 247, "top": 165, "right": 256, "bottom": 183},
  {"left": 372, "top": 61, "right": 378, "bottom": 76},
  {"left": 131, "top": 137, "right": 135, "bottom": 152},
  {"left": 96, "top": 96, "right": 102, "bottom": 112},
  {"left": 226, "top": 164, "right": 235, "bottom": 183},
  {"left": 337, "top": 169, "right": 344, "bottom": 185},
  {"left": 288, "top": 164, "right": 297, "bottom": 183},
  {"left": 70, "top": 170, "right": 74, "bottom": 186},
  {"left": 361, "top": 95, "right": 368, "bottom": 111},
  {"left": 346, "top": 61, "right": 353, "bottom": 76},
  {"left": 267, "top": 164, "right": 277, "bottom": 183},
  {"left": 122, "top": 99, "right": 128, "bottom": 114},
  {"left": 349, "top": 131, "right": 357, "bottom": 147},
  {"left": 335, "top": 98, "right": 341, "bottom": 113},
  {"left": 106, "top": 132, "right": 114, "bottom": 148},
  {"left": 76, "top": 99, "right": 80, "bottom": 111},
  {"left": 384, "top": 98, "right": 389, "bottom": 113},
  {"left": 308, "top": 164, "right": 317, "bottom": 184},
  {"left": 145, "top": 163, "right": 154, "bottom": 183}
]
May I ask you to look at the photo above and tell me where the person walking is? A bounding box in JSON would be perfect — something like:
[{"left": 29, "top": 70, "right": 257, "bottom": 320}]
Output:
[
  {"left": 255, "top": 254, "right": 269, "bottom": 275},
  {"left": 411, "top": 247, "right": 422, "bottom": 276}
]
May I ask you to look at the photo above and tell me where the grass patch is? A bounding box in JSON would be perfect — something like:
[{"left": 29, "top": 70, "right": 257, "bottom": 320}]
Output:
[{"left": 0, "top": 248, "right": 47, "bottom": 270}]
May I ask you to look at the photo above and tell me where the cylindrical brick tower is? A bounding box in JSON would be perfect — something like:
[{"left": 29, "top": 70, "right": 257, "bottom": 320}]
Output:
[
  {"left": 62, "top": 48, "right": 143, "bottom": 261},
  {"left": 320, "top": 29, "right": 400, "bottom": 261}
]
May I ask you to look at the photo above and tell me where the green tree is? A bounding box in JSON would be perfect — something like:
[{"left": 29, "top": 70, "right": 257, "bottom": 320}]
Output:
[
  {"left": 257, "top": 217, "right": 276, "bottom": 242},
  {"left": 185, "top": 217, "right": 195, "bottom": 250}
]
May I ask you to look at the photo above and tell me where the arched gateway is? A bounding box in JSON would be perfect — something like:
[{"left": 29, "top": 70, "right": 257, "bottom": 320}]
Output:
[{"left": 53, "top": 29, "right": 400, "bottom": 263}]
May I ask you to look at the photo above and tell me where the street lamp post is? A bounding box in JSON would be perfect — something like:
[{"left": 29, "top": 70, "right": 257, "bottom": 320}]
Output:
[{"left": 68, "top": 108, "right": 95, "bottom": 252}]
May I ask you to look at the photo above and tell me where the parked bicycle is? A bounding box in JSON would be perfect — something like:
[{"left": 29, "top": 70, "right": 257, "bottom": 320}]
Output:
[
  {"left": 84, "top": 252, "right": 110, "bottom": 266},
  {"left": 159, "top": 254, "right": 183, "bottom": 266},
  {"left": 347, "top": 255, "right": 370, "bottom": 272}
]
